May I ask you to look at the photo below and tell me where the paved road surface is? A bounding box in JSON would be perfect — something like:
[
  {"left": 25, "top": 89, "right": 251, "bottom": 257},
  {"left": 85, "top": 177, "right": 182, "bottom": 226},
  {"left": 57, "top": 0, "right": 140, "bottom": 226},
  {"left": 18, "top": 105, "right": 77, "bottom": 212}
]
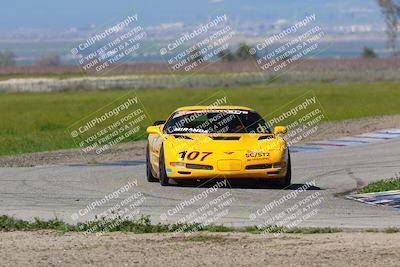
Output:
[{"left": 1, "top": 138, "right": 400, "bottom": 229}]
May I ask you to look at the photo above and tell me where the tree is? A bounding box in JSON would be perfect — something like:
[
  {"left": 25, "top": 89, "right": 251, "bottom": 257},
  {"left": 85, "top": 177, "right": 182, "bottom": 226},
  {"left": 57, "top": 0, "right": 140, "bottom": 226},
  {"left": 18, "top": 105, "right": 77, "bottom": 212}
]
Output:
[
  {"left": 377, "top": 0, "right": 400, "bottom": 54},
  {"left": 361, "top": 47, "right": 378, "bottom": 58},
  {"left": 0, "top": 50, "right": 16, "bottom": 67},
  {"left": 235, "top": 43, "right": 257, "bottom": 60},
  {"left": 35, "top": 54, "right": 61, "bottom": 66},
  {"left": 217, "top": 49, "right": 235, "bottom": 61}
]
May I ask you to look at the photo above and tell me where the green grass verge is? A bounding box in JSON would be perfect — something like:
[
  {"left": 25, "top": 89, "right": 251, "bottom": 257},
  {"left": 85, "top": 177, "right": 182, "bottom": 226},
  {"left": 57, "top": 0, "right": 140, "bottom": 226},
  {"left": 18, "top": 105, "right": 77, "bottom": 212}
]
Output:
[
  {"left": 358, "top": 176, "right": 400, "bottom": 194},
  {"left": 4, "top": 215, "right": 399, "bottom": 234},
  {"left": 384, "top": 227, "right": 400, "bottom": 233},
  {"left": 366, "top": 227, "right": 400, "bottom": 233},
  {"left": 0, "top": 81, "right": 400, "bottom": 156},
  {"left": 0, "top": 215, "right": 341, "bottom": 234}
]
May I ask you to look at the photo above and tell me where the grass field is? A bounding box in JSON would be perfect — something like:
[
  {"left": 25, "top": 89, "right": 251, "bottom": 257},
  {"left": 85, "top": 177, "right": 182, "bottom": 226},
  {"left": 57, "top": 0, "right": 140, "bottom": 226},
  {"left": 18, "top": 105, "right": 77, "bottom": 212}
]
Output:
[
  {"left": 2, "top": 214, "right": 400, "bottom": 234},
  {"left": 0, "top": 81, "right": 399, "bottom": 156},
  {"left": 0, "top": 214, "right": 341, "bottom": 234},
  {"left": 359, "top": 176, "right": 400, "bottom": 194}
]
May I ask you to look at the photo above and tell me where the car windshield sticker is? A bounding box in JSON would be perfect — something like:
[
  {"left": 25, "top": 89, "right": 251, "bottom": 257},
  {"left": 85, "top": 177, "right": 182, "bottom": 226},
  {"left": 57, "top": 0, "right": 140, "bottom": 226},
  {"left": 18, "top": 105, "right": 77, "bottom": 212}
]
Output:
[{"left": 173, "top": 110, "right": 248, "bottom": 118}]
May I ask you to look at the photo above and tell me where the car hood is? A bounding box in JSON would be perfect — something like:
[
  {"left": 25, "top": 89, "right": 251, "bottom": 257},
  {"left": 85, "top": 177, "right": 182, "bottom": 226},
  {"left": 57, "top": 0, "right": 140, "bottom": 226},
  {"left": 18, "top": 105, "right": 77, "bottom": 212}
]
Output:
[{"left": 164, "top": 133, "right": 286, "bottom": 152}]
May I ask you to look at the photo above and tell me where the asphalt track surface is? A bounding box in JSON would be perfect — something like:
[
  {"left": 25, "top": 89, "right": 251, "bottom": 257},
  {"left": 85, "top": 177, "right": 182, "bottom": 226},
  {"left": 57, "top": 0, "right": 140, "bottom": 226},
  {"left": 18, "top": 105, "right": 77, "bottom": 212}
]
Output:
[{"left": 1, "top": 138, "right": 400, "bottom": 230}]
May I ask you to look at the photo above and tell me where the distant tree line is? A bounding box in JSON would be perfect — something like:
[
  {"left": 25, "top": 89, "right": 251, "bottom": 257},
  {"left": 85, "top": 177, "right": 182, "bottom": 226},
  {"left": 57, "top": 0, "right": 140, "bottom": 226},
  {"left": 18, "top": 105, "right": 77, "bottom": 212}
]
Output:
[
  {"left": 217, "top": 43, "right": 257, "bottom": 61},
  {"left": 186, "top": 43, "right": 257, "bottom": 63},
  {"left": 361, "top": 47, "right": 378, "bottom": 58},
  {"left": 0, "top": 50, "right": 62, "bottom": 67}
]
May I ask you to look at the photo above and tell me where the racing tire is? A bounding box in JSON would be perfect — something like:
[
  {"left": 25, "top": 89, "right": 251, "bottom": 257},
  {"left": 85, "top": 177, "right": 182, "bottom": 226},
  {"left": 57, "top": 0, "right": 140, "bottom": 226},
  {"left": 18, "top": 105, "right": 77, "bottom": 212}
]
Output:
[
  {"left": 280, "top": 153, "right": 292, "bottom": 188},
  {"left": 146, "top": 143, "right": 158, "bottom": 182},
  {"left": 159, "top": 145, "right": 169, "bottom": 186}
]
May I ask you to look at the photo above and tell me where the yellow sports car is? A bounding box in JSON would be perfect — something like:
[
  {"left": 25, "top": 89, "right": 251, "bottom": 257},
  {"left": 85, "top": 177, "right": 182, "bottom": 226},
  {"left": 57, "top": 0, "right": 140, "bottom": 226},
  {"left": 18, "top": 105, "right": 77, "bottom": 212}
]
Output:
[{"left": 146, "top": 106, "right": 290, "bottom": 186}]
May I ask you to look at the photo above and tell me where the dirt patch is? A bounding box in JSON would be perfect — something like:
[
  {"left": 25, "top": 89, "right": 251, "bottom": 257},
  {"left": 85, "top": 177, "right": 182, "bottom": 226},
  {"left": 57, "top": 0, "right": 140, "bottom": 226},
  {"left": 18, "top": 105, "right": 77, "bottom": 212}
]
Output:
[
  {"left": 0, "top": 231, "right": 399, "bottom": 267},
  {"left": 0, "top": 114, "right": 399, "bottom": 167},
  {"left": 308, "top": 114, "right": 400, "bottom": 141},
  {"left": 0, "top": 140, "right": 147, "bottom": 167}
]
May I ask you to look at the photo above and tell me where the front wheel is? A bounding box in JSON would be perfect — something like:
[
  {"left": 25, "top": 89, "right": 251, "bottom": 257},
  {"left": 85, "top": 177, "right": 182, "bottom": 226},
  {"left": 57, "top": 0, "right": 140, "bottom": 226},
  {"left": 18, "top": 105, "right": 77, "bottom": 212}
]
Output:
[
  {"left": 280, "top": 153, "right": 291, "bottom": 188},
  {"left": 159, "top": 145, "right": 169, "bottom": 186},
  {"left": 146, "top": 143, "right": 158, "bottom": 182}
]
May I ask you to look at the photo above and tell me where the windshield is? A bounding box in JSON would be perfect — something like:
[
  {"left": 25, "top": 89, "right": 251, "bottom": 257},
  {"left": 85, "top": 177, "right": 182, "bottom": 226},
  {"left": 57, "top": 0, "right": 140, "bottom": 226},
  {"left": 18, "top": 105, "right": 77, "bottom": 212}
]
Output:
[{"left": 164, "top": 109, "right": 271, "bottom": 134}]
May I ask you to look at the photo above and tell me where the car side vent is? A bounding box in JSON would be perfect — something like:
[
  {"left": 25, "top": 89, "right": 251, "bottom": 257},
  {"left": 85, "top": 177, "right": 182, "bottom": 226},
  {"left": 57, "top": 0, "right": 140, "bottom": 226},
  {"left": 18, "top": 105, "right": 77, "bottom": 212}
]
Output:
[
  {"left": 209, "top": 136, "right": 241, "bottom": 140},
  {"left": 174, "top": 135, "right": 193, "bottom": 140},
  {"left": 258, "top": 135, "right": 274, "bottom": 140}
]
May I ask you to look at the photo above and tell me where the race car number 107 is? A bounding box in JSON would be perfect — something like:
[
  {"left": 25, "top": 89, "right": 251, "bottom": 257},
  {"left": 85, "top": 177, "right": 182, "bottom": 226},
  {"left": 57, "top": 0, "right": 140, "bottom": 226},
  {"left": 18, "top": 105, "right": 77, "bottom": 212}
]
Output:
[{"left": 179, "top": 151, "right": 213, "bottom": 161}]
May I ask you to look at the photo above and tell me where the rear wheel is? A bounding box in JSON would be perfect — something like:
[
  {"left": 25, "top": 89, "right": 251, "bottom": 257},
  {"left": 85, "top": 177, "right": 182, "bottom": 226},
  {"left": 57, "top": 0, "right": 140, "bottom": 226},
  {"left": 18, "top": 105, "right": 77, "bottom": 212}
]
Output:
[
  {"left": 146, "top": 143, "right": 158, "bottom": 182},
  {"left": 159, "top": 145, "right": 169, "bottom": 186},
  {"left": 280, "top": 153, "right": 291, "bottom": 188}
]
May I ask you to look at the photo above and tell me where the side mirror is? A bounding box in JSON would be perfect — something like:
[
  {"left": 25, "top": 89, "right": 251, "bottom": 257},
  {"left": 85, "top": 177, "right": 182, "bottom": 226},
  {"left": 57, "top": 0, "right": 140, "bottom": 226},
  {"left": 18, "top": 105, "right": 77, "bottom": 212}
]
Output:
[
  {"left": 146, "top": 126, "right": 163, "bottom": 136},
  {"left": 274, "top": 126, "right": 287, "bottom": 135},
  {"left": 153, "top": 120, "right": 165, "bottom": 126}
]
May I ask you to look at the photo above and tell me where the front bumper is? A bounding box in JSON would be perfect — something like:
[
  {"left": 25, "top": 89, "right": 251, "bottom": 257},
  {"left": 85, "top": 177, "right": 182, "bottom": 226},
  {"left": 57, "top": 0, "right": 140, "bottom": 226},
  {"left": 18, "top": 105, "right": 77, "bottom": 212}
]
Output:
[{"left": 165, "top": 160, "right": 288, "bottom": 179}]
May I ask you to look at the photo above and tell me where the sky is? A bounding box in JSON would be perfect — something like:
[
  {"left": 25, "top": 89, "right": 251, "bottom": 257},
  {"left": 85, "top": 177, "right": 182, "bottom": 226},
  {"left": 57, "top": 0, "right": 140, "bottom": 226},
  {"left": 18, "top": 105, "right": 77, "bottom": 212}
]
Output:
[{"left": 0, "top": 0, "right": 383, "bottom": 30}]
